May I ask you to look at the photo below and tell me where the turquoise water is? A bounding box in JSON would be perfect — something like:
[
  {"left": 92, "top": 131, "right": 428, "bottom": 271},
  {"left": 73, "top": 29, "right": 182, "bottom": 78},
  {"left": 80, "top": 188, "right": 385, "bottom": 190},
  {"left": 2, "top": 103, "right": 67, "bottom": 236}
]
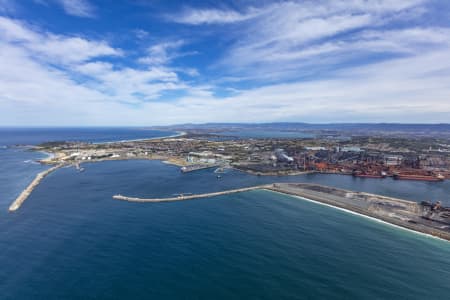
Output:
[{"left": 1, "top": 129, "right": 450, "bottom": 299}]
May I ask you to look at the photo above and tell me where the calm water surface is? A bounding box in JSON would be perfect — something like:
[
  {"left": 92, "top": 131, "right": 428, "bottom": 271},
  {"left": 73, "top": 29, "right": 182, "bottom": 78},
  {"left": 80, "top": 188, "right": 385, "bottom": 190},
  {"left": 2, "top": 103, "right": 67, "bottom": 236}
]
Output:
[{"left": 0, "top": 129, "right": 449, "bottom": 299}]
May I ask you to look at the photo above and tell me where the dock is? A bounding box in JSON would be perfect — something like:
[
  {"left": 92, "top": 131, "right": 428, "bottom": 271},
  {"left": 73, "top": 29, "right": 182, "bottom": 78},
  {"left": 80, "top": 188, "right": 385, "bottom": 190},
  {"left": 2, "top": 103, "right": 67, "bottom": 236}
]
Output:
[{"left": 8, "top": 164, "right": 64, "bottom": 212}]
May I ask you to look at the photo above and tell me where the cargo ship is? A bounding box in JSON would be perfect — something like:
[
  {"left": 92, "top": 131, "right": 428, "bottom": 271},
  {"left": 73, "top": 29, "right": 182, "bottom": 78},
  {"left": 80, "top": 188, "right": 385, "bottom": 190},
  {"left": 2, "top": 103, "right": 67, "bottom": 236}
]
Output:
[{"left": 393, "top": 173, "right": 445, "bottom": 182}]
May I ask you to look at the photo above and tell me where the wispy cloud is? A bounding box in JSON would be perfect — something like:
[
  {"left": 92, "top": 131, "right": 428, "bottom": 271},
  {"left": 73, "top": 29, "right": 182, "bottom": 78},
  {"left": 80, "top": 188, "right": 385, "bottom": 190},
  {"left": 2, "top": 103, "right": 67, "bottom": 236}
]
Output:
[
  {"left": 169, "top": 7, "right": 260, "bottom": 25},
  {"left": 206, "top": 0, "right": 430, "bottom": 81},
  {"left": 168, "top": 0, "right": 425, "bottom": 26},
  {"left": 1, "top": 0, "right": 450, "bottom": 125},
  {"left": 0, "top": 17, "right": 121, "bottom": 64},
  {"left": 75, "top": 61, "right": 185, "bottom": 103},
  {"left": 139, "top": 40, "right": 186, "bottom": 65},
  {"left": 137, "top": 40, "right": 199, "bottom": 78},
  {"left": 0, "top": 16, "right": 194, "bottom": 122},
  {"left": 55, "top": 0, "right": 95, "bottom": 18}
]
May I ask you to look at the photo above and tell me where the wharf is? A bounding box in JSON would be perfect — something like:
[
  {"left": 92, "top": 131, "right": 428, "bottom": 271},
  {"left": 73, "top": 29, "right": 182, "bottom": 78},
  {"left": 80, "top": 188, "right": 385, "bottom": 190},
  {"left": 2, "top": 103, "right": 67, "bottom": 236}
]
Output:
[{"left": 9, "top": 164, "right": 65, "bottom": 212}]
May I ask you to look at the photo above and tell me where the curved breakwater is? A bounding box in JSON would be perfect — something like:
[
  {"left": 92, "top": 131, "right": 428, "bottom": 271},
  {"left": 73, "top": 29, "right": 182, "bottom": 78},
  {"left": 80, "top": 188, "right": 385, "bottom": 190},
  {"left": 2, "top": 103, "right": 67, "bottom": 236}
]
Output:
[{"left": 113, "top": 185, "right": 271, "bottom": 202}]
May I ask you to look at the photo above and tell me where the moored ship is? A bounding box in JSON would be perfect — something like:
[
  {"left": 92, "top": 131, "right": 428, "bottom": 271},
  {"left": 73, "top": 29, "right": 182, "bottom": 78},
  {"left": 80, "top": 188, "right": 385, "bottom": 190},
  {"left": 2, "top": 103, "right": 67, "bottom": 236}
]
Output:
[{"left": 393, "top": 173, "right": 445, "bottom": 182}]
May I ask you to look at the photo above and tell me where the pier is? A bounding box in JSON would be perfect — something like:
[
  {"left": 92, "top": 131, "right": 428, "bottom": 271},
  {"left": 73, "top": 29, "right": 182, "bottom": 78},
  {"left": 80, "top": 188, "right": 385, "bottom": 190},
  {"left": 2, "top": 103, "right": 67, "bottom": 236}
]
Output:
[
  {"left": 113, "top": 185, "right": 271, "bottom": 203},
  {"left": 8, "top": 164, "right": 64, "bottom": 212}
]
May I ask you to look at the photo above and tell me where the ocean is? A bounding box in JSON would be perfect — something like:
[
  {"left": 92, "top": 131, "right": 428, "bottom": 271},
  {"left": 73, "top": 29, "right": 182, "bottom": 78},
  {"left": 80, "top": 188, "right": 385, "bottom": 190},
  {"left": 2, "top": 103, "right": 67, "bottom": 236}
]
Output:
[
  {"left": 0, "top": 128, "right": 449, "bottom": 299},
  {"left": 0, "top": 127, "right": 176, "bottom": 146}
]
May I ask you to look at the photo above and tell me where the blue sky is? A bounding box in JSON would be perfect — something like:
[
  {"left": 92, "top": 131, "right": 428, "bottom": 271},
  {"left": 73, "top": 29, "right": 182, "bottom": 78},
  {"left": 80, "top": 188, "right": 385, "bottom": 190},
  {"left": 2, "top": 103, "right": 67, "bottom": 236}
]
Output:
[{"left": 1, "top": 0, "right": 450, "bottom": 125}]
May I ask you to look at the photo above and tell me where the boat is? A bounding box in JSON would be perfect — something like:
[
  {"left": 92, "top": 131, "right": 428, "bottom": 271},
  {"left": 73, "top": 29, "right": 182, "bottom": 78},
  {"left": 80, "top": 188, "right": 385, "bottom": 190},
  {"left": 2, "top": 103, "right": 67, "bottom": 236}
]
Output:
[{"left": 393, "top": 173, "right": 445, "bottom": 182}]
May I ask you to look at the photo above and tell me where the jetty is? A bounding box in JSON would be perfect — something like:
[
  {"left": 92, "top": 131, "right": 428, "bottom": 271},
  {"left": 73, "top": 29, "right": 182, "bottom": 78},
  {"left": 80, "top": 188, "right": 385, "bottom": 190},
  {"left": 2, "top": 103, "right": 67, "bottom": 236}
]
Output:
[
  {"left": 8, "top": 164, "right": 64, "bottom": 212},
  {"left": 113, "top": 183, "right": 450, "bottom": 241},
  {"left": 113, "top": 185, "right": 270, "bottom": 203}
]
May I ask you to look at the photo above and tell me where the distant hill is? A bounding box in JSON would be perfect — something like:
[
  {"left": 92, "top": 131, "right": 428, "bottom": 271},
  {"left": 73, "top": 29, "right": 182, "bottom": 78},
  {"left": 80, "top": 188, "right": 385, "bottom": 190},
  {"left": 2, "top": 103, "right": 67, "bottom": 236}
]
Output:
[{"left": 154, "top": 123, "right": 450, "bottom": 134}]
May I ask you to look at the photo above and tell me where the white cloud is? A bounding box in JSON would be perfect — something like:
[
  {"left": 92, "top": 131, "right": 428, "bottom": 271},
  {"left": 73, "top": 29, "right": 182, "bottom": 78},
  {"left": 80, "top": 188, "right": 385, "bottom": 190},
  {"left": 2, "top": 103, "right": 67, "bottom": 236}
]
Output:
[
  {"left": 0, "top": 42, "right": 106, "bottom": 107},
  {"left": 1, "top": 1, "right": 450, "bottom": 125},
  {"left": 222, "top": 13, "right": 373, "bottom": 70},
  {"left": 139, "top": 40, "right": 186, "bottom": 65},
  {"left": 170, "top": 7, "right": 260, "bottom": 25},
  {"left": 0, "top": 16, "right": 194, "bottom": 122},
  {"left": 154, "top": 48, "right": 450, "bottom": 124},
  {"left": 55, "top": 0, "right": 95, "bottom": 18},
  {"left": 0, "top": 17, "right": 121, "bottom": 65},
  {"left": 175, "top": 67, "right": 199, "bottom": 77},
  {"left": 137, "top": 40, "right": 200, "bottom": 78},
  {"left": 198, "top": 0, "right": 442, "bottom": 83},
  {"left": 2, "top": 40, "right": 450, "bottom": 125},
  {"left": 169, "top": 0, "right": 425, "bottom": 26},
  {"left": 75, "top": 61, "right": 185, "bottom": 103}
]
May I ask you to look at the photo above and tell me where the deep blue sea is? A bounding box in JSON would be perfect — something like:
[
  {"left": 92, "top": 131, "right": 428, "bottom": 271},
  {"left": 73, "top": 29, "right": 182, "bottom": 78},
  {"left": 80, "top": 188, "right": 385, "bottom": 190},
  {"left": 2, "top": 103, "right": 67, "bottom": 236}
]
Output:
[{"left": 0, "top": 128, "right": 450, "bottom": 299}]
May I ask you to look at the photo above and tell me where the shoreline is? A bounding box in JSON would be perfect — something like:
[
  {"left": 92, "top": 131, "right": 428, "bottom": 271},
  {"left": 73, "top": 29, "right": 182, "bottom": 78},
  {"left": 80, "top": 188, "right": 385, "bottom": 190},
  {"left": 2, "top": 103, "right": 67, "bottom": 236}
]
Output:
[
  {"left": 93, "top": 131, "right": 186, "bottom": 145},
  {"left": 112, "top": 183, "right": 450, "bottom": 242},
  {"left": 265, "top": 189, "right": 448, "bottom": 243},
  {"left": 35, "top": 132, "right": 187, "bottom": 165},
  {"left": 9, "top": 157, "right": 450, "bottom": 243},
  {"left": 7, "top": 151, "right": 450, "bottom": 243}
]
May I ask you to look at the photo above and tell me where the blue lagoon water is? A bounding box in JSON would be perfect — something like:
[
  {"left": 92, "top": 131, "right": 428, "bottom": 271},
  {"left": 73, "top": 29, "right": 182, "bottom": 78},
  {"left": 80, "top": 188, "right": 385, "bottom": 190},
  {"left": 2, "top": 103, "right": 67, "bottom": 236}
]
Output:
[{"left": 0, "top": 129, "right": 450, "bottom": 299}]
